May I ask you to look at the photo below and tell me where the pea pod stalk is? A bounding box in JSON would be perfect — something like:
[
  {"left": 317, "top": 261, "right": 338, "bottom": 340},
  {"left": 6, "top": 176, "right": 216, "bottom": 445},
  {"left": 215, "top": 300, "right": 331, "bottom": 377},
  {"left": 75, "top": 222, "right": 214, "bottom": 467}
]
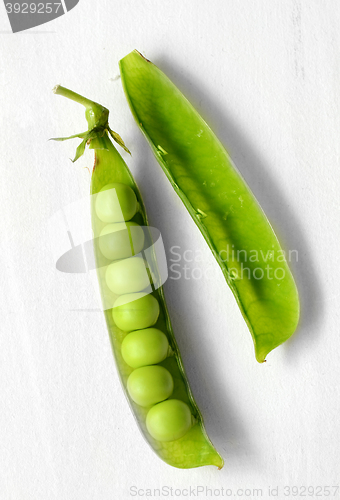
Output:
[
  {"left": 52, "top": 85, "right": 223, "bottom": 469},
  {"left": 119, "top": 51, "right": 300, "bottom": 363}
]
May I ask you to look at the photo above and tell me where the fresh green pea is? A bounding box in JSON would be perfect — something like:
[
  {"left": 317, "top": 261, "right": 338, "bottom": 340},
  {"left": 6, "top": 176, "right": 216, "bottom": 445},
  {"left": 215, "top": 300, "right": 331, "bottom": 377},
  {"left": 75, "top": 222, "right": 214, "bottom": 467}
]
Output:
[
  {"left": 99, "top": 221, "right": 145, "bottom": 261},
  {"left": 95, "top": 182, "right": 137, "bottom": 222},
  {"left": 127, "top": 365, "right": 174, "bottom": 407},
  {"left": 146, "top": 399, "right": 194, "bottom": 442},
  {"left": 121, "top": 328, "right": 170, "bottom": 368},
  {"left": 53, "top": 85, "right": 223, "bottom": 469},
  {"left": 112, "top": 292, "right": 160, "bottom": 331},
  {"left": 105, "top": 256, "right": 150, "bottom": 295},
  {"left": 120, "top": 50, "right": 300, "bottom": 363}
]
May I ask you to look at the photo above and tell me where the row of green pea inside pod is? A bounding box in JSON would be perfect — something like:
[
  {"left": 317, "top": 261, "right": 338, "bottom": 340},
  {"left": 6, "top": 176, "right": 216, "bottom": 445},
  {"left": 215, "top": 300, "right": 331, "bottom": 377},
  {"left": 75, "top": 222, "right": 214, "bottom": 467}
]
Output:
[{"left": 95, "top": 183, "right": 195, "bottom": 442}]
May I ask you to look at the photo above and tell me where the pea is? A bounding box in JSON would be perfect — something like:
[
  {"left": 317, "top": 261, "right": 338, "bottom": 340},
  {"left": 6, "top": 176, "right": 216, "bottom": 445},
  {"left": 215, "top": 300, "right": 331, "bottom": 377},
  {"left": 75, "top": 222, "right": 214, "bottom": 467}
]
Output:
[
  {"left": 105, "top": 256, "right": 150, "bottom": 295},
  {"left": 53, "top": 84, "right": 224, "bottom": 469},
  {"left": 95, "top": 182, "right": 137, "bottom": 222},
  {"left": 112, "top": 292, "right": 160, "bottom": 331},
  {"left": 127, "top": 365, "right": 174, "bottom": 407},
  {"left": 121, "top": 328, "right": 170, "bottom": 368},
  {"left": 99, "top": 222, "right": 145, "bottom": 261},
  {"left": 146, "top": 399, "right": 193, "bottom": 442}
]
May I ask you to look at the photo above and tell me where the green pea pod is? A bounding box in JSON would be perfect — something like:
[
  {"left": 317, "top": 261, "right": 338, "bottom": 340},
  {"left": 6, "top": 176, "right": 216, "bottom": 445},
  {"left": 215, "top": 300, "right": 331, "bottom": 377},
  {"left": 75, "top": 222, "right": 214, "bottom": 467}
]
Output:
[
  {"left": 119, "top": 51, "right": 300, "bottom": 363},
  {"left": 52, "top": 86, "right": 223, "bottom": 469}
]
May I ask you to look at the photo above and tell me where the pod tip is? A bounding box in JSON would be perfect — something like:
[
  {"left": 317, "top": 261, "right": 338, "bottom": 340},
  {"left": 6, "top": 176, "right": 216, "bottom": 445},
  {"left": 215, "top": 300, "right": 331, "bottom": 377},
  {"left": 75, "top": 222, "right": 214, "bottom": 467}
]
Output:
[{"left": 134, "top": 49, "right": 151, "bottom": 63}]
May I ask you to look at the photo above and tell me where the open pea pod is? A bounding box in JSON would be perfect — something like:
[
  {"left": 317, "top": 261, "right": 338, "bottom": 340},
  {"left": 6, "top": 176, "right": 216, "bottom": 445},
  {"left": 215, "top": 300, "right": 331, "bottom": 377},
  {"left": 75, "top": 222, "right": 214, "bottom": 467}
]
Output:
[
  {"left": 52, "top": 86, "right": 223, "bottom": 469},
  {"left": 119, "top": 50, "right": 300, "bottom": 363}
]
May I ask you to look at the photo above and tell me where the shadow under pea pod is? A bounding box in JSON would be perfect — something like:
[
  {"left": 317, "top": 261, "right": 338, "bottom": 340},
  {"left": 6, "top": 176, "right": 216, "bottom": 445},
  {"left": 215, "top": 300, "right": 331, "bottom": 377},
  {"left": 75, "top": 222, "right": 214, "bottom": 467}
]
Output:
[
  {"left": 127, "top": 54, "right": 321, "bottom": 468},
  {"left": 149, "top": 54, "right": 322, "bottom": 364}
]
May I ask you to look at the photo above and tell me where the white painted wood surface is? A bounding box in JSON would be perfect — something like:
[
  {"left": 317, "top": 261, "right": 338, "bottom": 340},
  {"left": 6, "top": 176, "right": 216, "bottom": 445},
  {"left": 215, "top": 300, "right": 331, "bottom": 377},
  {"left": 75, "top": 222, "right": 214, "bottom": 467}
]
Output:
[{"left": 0, "top": 1, "right": 339, "bottom": 498}]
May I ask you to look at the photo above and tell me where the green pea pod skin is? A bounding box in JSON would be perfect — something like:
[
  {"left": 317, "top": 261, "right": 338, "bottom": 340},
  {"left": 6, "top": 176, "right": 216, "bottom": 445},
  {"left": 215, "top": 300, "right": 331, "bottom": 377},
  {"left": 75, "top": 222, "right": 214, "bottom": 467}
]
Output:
[
  {"left": 119, "top": 51, "right": 300, "bottom": 363},
  {"left": 52, "top": 86, "right": 223, "bottom": 469}
]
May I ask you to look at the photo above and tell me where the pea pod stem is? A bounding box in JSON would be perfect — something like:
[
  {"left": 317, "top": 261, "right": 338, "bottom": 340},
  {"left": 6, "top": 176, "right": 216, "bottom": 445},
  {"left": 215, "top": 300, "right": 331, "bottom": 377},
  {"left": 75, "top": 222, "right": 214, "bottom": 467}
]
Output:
[
  {"left": 53, "top": 85, "right": 107, "bottom": 126},
  {"left": 52, "top": 85, "right": 130, "bottom": 156}
]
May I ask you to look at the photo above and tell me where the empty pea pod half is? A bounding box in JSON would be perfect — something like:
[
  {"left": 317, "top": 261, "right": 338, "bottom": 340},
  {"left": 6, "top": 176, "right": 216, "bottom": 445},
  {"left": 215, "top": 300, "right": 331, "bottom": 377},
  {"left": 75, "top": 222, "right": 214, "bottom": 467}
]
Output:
[
  {"left": 119, "top": 50, "right": 300, "bottom": 363},
  {"left": 52, "top": 86, "right": 223, "bottom": 469}
]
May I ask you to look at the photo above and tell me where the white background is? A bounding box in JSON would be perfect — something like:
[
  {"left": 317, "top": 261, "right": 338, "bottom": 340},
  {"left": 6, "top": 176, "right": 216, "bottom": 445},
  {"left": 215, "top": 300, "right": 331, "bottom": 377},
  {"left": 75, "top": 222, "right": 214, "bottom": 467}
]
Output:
[{"left": 1, "top": 1, "right": 339, "bottom": 499}]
